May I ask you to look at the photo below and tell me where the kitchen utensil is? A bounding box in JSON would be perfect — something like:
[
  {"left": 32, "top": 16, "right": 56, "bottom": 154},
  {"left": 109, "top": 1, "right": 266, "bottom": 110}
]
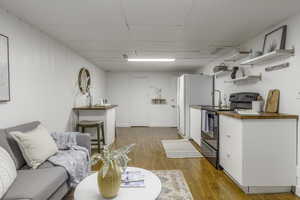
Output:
[{"left": 265, "top": 89, "right": 280, "bottom": 113}]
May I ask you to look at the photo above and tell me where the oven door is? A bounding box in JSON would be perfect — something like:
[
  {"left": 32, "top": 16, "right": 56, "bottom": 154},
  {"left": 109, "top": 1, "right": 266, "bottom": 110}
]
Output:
[
  {"left": 201, "top": 110, "right": 219, "bottom": 149},
  {"left": 201, "top": 141, "right": 218, "bottom": 168}
]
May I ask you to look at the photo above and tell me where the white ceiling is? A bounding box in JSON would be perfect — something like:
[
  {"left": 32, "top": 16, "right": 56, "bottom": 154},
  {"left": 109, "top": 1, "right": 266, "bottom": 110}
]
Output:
[{"left": 1, "top": 0, "right": 300, "bottom": 72}]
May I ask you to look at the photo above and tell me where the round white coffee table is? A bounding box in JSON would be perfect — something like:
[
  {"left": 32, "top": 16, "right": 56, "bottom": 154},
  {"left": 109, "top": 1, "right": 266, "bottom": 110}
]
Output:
[{"left": 74, "top": 167, "right": 162, "bottom": 200}]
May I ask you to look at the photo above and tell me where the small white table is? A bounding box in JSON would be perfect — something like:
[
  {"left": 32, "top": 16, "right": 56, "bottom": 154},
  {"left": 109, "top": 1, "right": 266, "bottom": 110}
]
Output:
[{"left": 74, "top": 167, "right": 162, "bottom": 200}]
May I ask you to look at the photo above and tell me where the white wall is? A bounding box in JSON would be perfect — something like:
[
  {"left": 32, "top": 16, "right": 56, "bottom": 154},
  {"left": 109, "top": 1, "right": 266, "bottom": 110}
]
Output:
[
  {"left": 0, "top": 9, "right": 106, "bottom": 131},
  {"left": 107, "top": 72, "right": 179, "bottom": 127},
  {"left": 197, "top": 13, "right": 300, "bottom": 193}
]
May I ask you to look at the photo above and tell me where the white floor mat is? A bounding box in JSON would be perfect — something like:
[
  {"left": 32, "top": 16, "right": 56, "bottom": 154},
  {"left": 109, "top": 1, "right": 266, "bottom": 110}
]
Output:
[{"left": 161, "top": 139, "right": 203, "bottom": 158}]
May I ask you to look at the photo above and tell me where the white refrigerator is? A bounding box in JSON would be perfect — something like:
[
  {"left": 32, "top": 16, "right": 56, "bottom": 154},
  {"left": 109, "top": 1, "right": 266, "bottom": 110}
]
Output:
[{"left": 177, "top": 74, "right": 214, "bottom": 138}]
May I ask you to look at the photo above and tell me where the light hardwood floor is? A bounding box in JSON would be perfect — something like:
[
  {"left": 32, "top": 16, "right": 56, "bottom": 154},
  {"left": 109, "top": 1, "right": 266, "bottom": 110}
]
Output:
[{"left": 65, "top": 127, "right": 300, "bottom": 200}]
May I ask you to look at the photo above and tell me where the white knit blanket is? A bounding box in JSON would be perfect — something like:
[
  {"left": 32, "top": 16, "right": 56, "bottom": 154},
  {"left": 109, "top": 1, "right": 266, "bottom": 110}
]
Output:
[{"left": 49, "top": 132, "right": 90, "bottom": 187}]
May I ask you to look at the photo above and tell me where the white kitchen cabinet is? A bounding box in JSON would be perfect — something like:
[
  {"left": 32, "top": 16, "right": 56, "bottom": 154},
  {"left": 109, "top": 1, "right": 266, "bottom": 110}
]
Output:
[
  {"left": 190, "top": 107, "right": 202, "bottom": 146},
  {"left": 219, "top": 113, "right": 298, "bottom": 194}
]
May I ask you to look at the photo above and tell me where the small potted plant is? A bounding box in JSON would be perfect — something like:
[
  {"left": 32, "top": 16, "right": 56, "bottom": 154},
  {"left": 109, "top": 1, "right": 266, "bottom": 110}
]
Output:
[{"left": 91, "top": 144, "right": 135, "bottom": 199}]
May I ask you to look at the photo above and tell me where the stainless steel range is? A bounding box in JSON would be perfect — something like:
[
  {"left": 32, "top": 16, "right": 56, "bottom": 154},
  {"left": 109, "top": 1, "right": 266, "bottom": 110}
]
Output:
[{"left": 200, "top": 92, "right": 259, "bottom": 169}]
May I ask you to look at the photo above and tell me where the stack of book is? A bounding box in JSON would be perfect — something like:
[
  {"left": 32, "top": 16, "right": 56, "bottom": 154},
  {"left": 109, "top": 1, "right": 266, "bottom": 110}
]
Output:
[{"left": 120, "top": 171, "right": 145, "bottom": 188}]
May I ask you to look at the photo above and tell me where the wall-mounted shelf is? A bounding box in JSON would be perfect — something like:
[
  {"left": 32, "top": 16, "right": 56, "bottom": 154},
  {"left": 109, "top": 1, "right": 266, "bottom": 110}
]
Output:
[
  {"left": 240, "top": 49, "right": 294, "bottom": 66},
  {"left": 224, "top": 51, "right": 251, "bottom": 62},
  {"left": 224, "top": 74, "right": 262, "bottom": 84}
]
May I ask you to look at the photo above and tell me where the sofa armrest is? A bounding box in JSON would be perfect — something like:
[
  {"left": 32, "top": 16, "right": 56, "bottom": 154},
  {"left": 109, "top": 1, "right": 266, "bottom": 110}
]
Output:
[{"left": 76, "top": 133, "right": 91, "bottom": 155}]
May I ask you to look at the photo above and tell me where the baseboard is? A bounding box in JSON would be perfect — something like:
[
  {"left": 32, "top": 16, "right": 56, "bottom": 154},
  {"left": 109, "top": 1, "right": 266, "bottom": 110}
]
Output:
[
  {"left": 149, "top": 123, "right": 177, "bottom": 127},
  {"left": 177, "top": 130, "right": 188, "bottom": 139},
  {"left": 117, "top": 122, "right": 131, "bottom": 127},
  {"left": 223, "top": 170, "right": 292, "bottom": 194},
  {"left": 295, "top": 186, "right": 300, "bottom": 196},
  {"left": 295, "top": 166, "right": 300, "bottom": 196}
]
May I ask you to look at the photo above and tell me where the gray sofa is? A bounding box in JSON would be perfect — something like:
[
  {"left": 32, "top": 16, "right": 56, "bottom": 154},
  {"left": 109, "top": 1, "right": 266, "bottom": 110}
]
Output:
[{"left": 0, "top": 121, "right": 91, "bottom": 200}]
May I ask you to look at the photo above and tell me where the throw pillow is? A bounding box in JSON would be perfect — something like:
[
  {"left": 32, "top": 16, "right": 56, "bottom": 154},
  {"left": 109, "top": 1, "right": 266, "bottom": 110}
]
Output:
[
  {"left": 10, "top": 125, "right": 58, "bottom": 169},
  {"left": 0, "top": 146, "right": 17, "bottom": 198}
]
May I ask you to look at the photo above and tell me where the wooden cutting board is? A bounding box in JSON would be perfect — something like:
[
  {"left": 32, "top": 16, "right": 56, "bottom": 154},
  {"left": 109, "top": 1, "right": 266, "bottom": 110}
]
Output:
[{"left": 265, "top": 89, "right": 280, "bottom": 113}]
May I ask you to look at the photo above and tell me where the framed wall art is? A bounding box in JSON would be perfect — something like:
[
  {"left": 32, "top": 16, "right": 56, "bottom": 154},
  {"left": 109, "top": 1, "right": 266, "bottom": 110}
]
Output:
[
  {"left": 0, "top": 34, "right": 10, "bottom": 102},
  {"left": 262, "top": 25, "right": 287, "bottom": 54}
]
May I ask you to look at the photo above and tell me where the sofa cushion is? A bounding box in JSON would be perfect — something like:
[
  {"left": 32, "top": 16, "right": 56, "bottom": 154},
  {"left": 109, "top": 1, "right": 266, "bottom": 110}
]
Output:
[
  {"left": 0, "top": 130, "right": 15, "bottom": 163},
  {"left": 0, "top": 146, "right": 17, "bottom": 199},
  {"left": 21, "top": 161, "right": 55, "bottom": 170},
  {"left": 3, "top": 167, "right": 68, "bottom": 200},
  {"left": 4, "top": 121, "right": 40, "bottom": 169},
  {"left": 10, "top": 125, "right": 58, "bottom": 169}
]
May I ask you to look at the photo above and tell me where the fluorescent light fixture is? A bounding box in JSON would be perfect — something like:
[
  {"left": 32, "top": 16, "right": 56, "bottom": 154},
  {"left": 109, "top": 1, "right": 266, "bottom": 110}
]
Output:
[{"left": 127, "top": 58, "right": 175, "bottom": 62}]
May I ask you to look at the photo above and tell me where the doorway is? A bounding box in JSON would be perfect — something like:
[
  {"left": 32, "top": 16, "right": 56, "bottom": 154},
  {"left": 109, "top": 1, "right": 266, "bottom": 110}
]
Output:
[{"left": 129, "top": 75, "right": 150, "bottom": 126}]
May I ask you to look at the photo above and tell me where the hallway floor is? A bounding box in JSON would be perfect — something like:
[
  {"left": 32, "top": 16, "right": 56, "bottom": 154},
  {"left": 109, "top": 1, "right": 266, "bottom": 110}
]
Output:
[{"left": 65, "top": 127, "right": 300, "bottom": 200}]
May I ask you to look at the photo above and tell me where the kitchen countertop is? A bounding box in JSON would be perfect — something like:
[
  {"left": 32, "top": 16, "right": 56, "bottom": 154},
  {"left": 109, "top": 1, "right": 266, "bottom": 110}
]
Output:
[
  {"left": 218, "top": 111, "right": 298, "bottom": 119},
  {"left": 73, "top": 105, "right": 118, "bottom": 111},
  {"left": 190, "top": 105, "right": 202, "bottom": 109},
  {"left": 190, "top": 105, "right": 232, "bottom": 111}
]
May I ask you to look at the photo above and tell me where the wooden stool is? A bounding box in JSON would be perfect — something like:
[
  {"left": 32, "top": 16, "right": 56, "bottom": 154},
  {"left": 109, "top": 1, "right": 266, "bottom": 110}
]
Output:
[{"left": 76, "top": 120, "right": 105, "bottom": 153}]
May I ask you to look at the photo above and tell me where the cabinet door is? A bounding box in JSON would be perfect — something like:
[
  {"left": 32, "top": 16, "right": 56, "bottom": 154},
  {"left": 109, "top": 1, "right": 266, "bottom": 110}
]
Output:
[
  {"left": 219, "top": 115, "right": 243, "bottom": 184},
  {"left": 219, "top": 116, "right": 230, "bottom": 170},
  {"left": 190, "top": 108, "right": 201, "bottom": 146}
]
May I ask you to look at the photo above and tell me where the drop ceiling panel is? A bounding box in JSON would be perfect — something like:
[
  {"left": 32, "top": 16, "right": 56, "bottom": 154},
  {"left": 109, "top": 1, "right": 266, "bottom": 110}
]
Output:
[
  {"left": 39, "top": 24, "right": 129, "bottom": 41},
  {"left": 67, "top": 40, "right": 131, "bottom": 52},
  {"left": 122, "top": 0, "right": 193, "bottom": 26},
  {"left": 0, "top": 0, "right": 124, "bottom": 25},
  {"left": 1, "top": 0, "right": 300, "bottom": 72},
  {"left": 185, "top": 0, "right": 300, "bottom": 42},
  {"left": 129, "top": 26, "right": 183, "bottom": 41}
]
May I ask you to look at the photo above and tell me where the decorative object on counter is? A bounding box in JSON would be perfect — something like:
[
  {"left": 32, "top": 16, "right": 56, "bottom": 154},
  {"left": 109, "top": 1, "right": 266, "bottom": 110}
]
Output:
[
  {"left": 265, "top": 89, "right": 280, "bottom": 113},
  {"left": 91, "top": 144, "right": 135, "bottom": 199},
  {"left": 152, "top": 98, "right": 167, "bottom": 104},
  {"left": 78, "top": 68, "right": 91, "bottom": 95},
  {"left": 0, "top": 34, "right": 10, "bottom": 102},
  {"left": 100, "top": 99, "right": 108, "bottom": 105},
  {"left": 265, "top": 62, "right": 290, "bottom": 72},
  {"left": 263, "top": 25, "right": 287, "bottom": 54},
  {"left": 86, "top": 91, "right": 93, "bottom": 107},
  {"left": 252, "top": 96, "right": 264, "bottom": 113},
  {"left": 223, "top": 94, "right": 228, "bottom": 107}
]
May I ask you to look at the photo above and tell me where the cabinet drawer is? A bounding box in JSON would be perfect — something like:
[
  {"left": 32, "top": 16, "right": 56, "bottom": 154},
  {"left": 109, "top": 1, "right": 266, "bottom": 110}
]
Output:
[
  {"left": 219, "top": 115, "right": 243, "bottom": 184},
  {"left": 225, "top": 149, "right": 242, "bottom": 184}
]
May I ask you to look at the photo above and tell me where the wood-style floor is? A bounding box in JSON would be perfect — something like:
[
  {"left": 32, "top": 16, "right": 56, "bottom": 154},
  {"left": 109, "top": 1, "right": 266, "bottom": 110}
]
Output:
[{"left": 65, "top": 127, "right": 300, "bottom": 200}]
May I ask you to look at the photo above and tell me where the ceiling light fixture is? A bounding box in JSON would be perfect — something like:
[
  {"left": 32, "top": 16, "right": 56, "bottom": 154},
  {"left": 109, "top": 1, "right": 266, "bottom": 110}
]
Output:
[{"left": 127, "top": 58, "right": 175, "bottom": 62}]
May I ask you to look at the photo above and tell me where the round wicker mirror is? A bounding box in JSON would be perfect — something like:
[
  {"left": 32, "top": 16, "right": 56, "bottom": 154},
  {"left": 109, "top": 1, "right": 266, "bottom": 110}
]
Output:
[{"left": 78, "top": 68, "right": 91, "bottom": 94}]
